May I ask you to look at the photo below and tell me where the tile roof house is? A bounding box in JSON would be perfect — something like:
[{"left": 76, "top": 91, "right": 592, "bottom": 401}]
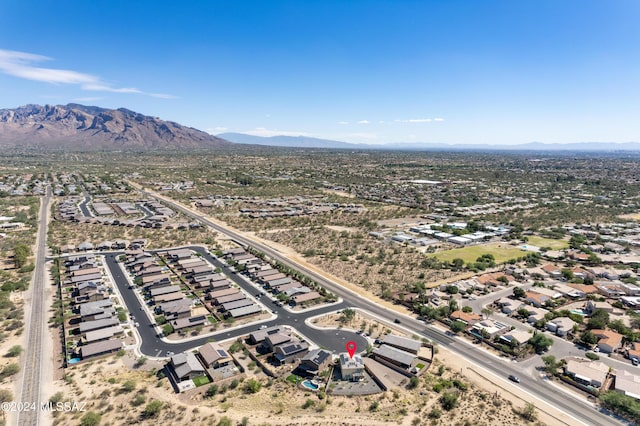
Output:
[
  {"left": 628, "top": 343, "right": 640, "bottom": 363},
  {"left": 590, "top": 329, "right": 624, "bottom": 353},
  {"left": 541, "top": 264, "right": 562, "bottom": 278},
  {"left": 450, "top": 310, "right": 482, "bottom": 325},
  {"left": 524, "top": 291, "right": 550, "bottom": 307}
]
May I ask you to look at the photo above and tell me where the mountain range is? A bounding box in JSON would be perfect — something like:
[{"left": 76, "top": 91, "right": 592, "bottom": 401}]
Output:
[
  {"left": 0, "top": 104, "right": 229, "bottom": 150},
  {"left": 219, "top": 132, "right": 640, "bottom": 152},
  {"left": 1, "top": 104, "right": 638, "bottom": 153}
]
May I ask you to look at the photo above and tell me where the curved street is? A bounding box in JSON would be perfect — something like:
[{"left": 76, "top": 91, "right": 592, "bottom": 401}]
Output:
[{"left": 136, "top": 188, "right": 627, "bottom": 426}]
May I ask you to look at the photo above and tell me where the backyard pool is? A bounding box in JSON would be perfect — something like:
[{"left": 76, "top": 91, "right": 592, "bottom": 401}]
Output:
[
  {"left": 68, "top": 358, "right": 81, "bottom": 364},
  {"left": 570, "top": 309, "right": 587, "bottom": 316},
  {"left": 301, "top": 380, "right": 319, "bottom": 391}
]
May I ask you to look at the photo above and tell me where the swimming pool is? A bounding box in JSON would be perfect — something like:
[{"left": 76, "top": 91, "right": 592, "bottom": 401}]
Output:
[
  {"left": 68, "top": 358, "right": 81, "bottom": 364},
  {"left": 570, "top": 309, "right": 587, "bottom": 316},
  {"left": 301, "top": 380, "right": 319, "bottom": 391}
]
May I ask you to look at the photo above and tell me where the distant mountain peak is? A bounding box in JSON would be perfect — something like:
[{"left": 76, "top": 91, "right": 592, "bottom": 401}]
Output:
[{"left": 0, "top": 103, "right": 231, "bottom": 151}]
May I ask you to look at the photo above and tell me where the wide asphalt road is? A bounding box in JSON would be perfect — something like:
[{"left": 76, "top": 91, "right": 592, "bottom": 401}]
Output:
[
  {"left": 140, "top": 190, "right": 627, "bottom": 426},
  {"left": 105, "top": 251, "right": 367, "bottom": 357}
]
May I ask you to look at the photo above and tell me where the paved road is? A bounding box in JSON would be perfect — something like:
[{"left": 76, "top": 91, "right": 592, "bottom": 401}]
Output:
[
  {"left": 78, "top": 188, "right": 92, "bottom": 217},
  {"left": 17, "top": 187, "right": 51, "bottom": 426},
  {"left": 142, "top": 190, "right": 627, "bottom": 426},
  {"left": 105, "top": 251, "right": 367, "bottom": 357}
]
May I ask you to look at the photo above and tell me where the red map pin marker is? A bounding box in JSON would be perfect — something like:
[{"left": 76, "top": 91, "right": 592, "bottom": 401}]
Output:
[{"left": 346, "top": 341, "right": 357, "bottom": 358}]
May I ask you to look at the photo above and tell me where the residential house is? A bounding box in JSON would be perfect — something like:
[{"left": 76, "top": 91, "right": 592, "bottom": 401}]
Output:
[
  {"left": 372, "top": 344, "right": 416, "bottom": 370},
  {"left": 526, "top": 306, "right": 549, "bottom": 325},
  {"left": 497, "top": 297, "right": 523, "bottom": 315},
  {"left": 590, "top": 329, "right": 624, "bottom": 353},
  {"left": 627, "top": 343, "right": 640, "bottom": 363},
  {"left": 274, "top": 341, "right": 309, "bottom": 365},
  {"left": 541, "top": 264, "right": 562, "bottom": 279},
  {"left": 298, "top": 349, "right": 333, "bottom": 376},
  {"left": 248, "top": 326, "right": 284, "bottom": 344},
  {"left": 262, "top": 333, "right": 292, "bottom": 353},
  {"left": 567, "top": 283, "right": 598, "bottom": 296},
  {"left": 339, "top": 353, "right": 364, "bottom": 381},
  {"left": 171, "top": 315, "right": 207, "bottom": 331},
  {"left": 170, "top": 352, "right": 206, "bottom": 382},
  {"left": 470, "top": 319, "right": 509, "bottom": 338},
  {"left": 80, "top": 339, "right": 122, "bottom": 359},
  {"left": 524, "top": 291, "right": 550, "bottom": 308},
  {"left": 614, "top": 370, "right": 640, "bottom": 400},
  {"left": 291, "top": 291, "right": 322, "bottom": 305},
  {"left": 381, "top": 334, "right": 423, "bottom": 355},
  {"left": 198, "top": 342, "right": 232, "bottom": 369},
  {"left": 585, "top": 300, "right": 615, "bottom": 315},
  {"left": 499, "top": 330, "right": 531, "bottom": 347},
  {"left": 450, "top": 310, "right": 482, "bottom": 325},
  {"left": 546, "top": 317, "right": 577, "bottom": 336},
  {"left": 564, "top": 359, "right": 610, "bottom": 388}
]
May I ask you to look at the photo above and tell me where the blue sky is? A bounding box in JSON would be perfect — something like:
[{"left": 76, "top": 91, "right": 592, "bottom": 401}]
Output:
[{"left": 0, "top": 0, "right": 639, "bottom": 145}]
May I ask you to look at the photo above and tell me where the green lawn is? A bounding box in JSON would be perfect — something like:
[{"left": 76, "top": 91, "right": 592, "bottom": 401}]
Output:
[
  {"left": 526, "top": 236, "right": 569, "bottom": 250},
  {"left": 432, "top": 243, "right": 525, "bottom": 264},
  {"left": 192, "top": 375, "right": 211, "bottom": 387},
  {"left": 286, "top": 374, "right": 302, "bottom": 384}
]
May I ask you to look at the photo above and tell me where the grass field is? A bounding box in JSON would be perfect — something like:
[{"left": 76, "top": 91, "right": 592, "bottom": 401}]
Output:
[
  {"left": 192, "top": 375, "right": 211, "bottom": 387},
  {"left": 431, "top": 242, "right": 525, "bottom": 264},
  {"left": 527, "top": 236, "right": 569, "bottom": 250}
]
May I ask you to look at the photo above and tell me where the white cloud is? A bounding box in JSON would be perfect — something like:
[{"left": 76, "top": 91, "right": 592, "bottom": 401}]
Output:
[
  {"left": 206, "top": 126, "right": 228, "bottom": 134},
  {"left": 0, "top": 49, "right": 173, "bottom": 98},
  {"left": 244, "top": 127, "right": 311, "bottom": 137},
  {"left": 338, "top": 121, "right": 349, "bottom": 125},
  {"left": 357, "top": 120, "right": 370, "bottom": 124},
  {"left": 394, "top": 117, "right": 445, "bottom": 123},
  {"left": 71, "top": 96, "right": 104, "bottom": 102}
]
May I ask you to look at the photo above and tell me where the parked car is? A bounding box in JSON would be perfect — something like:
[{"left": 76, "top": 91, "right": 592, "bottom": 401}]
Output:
[{"left": 508, "top": 375, "right": 520, "bottom": 383}]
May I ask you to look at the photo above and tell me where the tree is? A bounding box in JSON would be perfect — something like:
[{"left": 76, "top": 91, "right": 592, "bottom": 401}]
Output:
[
  {"left": 142, "top": 400, "right": 163, "bottom": 418},
  {"left": 461, "top": 306, "right": 472, "bottom": 313},
  {"left": 580, "top": 330, "right": 599, "bottom": 346},
  {"left": 162, "top": 323, "right": 174, "bottom": 335},
  {"left": 481, "top": 307, "right": 493, "bottom": 319},
  {"left": 529, "top": 333, "right": 553, "bottom": 353},
  {"left": 541, "top": 355, "right": 560, "bottom": 375},
  {"left": 450, "top": 320, "right": 466, "bottom": 334},
  {"left": 6, "top": 345, "right": 23, "bottom": 357},
  {"left": 80, "top": 411, "right": 102, "bottom": 426},
  {"left": 0, "top": 363, "right": 20, "bottom": 379},
  {"left": 440, "top": 391, "right": 459, "bottom": 410},
  {"left": 445, "top": 285, "right": 459, "bottom": 294},
  {"left": 0, "top": 389, "right": 13, "bottom": 403},
  {"left": 408, "top": 376, "right": 420, "bottom": 389},
  {"left": 13, "top": 243, "right": 31, "bottom": 269},
  {"left": 339, "top": 308, "right": 356, "bottom": 324},
  {"left": 243, "top": 378, "right": 262, "bottom": 394},
  {"left": 513, "top": 287, "right": 526, "bottom": 299},
  {"left": 521, "top": 402, "right": 537, "bottom": 421},
  {"left": 451, "top": 258, "right": 464, "bottom": 271},
  {"left": 587, "top": 309, "right": 610, "bottom": 330}
]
